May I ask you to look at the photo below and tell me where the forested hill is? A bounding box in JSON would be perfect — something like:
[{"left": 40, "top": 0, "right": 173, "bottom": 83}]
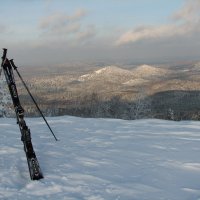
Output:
[{"left": 1, "top": 62, "right": 200, "bottom": 120}]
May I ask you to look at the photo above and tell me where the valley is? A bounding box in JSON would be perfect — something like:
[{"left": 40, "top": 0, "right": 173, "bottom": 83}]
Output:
[{"left": 1, "top": 61, "right": 200, "bottom": 120}]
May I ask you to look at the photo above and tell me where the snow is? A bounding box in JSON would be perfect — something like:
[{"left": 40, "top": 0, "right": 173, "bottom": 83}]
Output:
[
  {"left": 132, "top": 64, "right": 169, "bottom": 78},
  {"left": 123, "top": 78, "right": 148, "bottom": 86},
  {"left": 1, "top": 116, "right": 200, "bottom": 200},
  {"left": 95, "top": 67, "right": 111, "bottom": 74},
  {"left": 78, "top": 66, "right": 130, "bottom": 82}
]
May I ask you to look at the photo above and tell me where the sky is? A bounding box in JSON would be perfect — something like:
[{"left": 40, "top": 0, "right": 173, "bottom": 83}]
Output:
[{"left": 0, "top": 0, "right": 200, "bottom": 66}]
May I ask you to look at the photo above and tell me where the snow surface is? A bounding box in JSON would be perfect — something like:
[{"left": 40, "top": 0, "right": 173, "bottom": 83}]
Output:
[{"left": 1, "top": 116, "right": 200, "bottom": 200}]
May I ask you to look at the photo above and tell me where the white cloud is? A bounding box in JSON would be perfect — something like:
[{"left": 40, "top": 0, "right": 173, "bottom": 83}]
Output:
[
  {"left": 115, "top": 23, "right": 195, "bottom": 45},
  {"left": 39, "top": 9, "right": 87, "bottom": 35},
  {"left": 70, "top": 9, "right": 87, "bottom": 21},
  {"left": 172, "top": 0, "right": 200, "bottom": 22},
  {"left": 116, "top": 0, "right": 200, "bottom": 46},
  {"left": 38, "top": 9, "right": 97, "bottom": 46}
]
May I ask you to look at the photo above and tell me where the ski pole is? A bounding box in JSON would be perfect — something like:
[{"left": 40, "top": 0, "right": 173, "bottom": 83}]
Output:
[{"left": 10, "top": 59, "right": 58, "bottom": 141}]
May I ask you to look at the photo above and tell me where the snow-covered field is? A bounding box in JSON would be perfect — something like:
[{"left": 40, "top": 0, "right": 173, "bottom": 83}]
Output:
[{"left": 1, "top": 116, "right": 200, "bottom": 200}]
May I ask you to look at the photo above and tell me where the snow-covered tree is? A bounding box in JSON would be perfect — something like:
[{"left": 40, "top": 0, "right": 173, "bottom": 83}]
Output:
[
  {"left": 0, "top": 74, "right": 14, "bottom": 117},
  {"left": 130, "top": 88, "right": 151, "bottom": 119}
]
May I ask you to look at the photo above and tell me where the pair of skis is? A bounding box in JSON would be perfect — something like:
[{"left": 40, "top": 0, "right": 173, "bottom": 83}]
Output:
[{"left": 1, "top": 49, "right": 58, "bottom": 180}]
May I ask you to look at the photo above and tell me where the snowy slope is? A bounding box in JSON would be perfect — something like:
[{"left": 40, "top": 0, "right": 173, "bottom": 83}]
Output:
[
  {"left": 1, "top": 116, "right": 200, "bottom": 200},
  {"left": 132, "top": 64, "right": 170, "bottom": 78},
  {"left": 78, "top": 66, "right": 131, "bottom": 82}
]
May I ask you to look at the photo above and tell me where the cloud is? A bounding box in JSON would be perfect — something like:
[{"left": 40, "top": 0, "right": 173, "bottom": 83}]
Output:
[
  {"left": 0, "top": 24, "right": 7, "bottom": 34},
  {"left": 116, "top": 0, "right": 200, "bottom": 46},
  {"left": 39, "top": 9, "right": 87, "bottom": 35},
  {"left": 172, "top": 0, "right": 200, "bottom": 22},
  {"left": 76, "top": 25, "right": 96, "bottom": 42},
  {"left": 38, "top": 8, "right": 97, "bottom": 46},
  {"left": 115, "top": 23, "right": 195, "bottom": 45}
]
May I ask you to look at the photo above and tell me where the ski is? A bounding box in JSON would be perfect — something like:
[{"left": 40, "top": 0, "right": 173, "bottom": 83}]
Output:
[
  {"left": 1, "top": 49, "right": 43, "bottom": 180},
  {"left": 19, "top": 118, "right": 43, "bottom": 180}
]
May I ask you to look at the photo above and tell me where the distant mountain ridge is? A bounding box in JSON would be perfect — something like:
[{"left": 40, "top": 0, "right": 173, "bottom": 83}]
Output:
[
  {"left": 78, "top": 65, "right": 131, "bottom": 82},
  {"left": 2, "top": 61, "right": 200, "bottom": 119},
  {"left": 132, "top": 64, "right": 170, "bottom": 78},
  {"left": 78, "top": 64, "right": 168, "bottom": 82},
  {"left": 77, "top": 64, "right": 171, "bottom": 92}
]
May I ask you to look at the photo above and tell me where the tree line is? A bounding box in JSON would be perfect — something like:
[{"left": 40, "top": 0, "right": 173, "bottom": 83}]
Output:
[{"left": 2, "top": 90, "right": 200, "bottom": 121}]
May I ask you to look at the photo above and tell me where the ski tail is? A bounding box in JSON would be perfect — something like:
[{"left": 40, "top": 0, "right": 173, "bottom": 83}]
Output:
[
  {"left": 27, "top": 157, "right": 43, "bottom": 180},
  {"left": 23, "top": 135, "right": 43, "bottom": 180}
]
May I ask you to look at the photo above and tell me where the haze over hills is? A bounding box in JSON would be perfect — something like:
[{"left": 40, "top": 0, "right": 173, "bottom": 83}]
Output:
[
  {"left": 19, "top": 64, "right": 172, "bottom": 100},
  {"left": 1, "top": 61, "right": 200, "bottom": 120}
]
